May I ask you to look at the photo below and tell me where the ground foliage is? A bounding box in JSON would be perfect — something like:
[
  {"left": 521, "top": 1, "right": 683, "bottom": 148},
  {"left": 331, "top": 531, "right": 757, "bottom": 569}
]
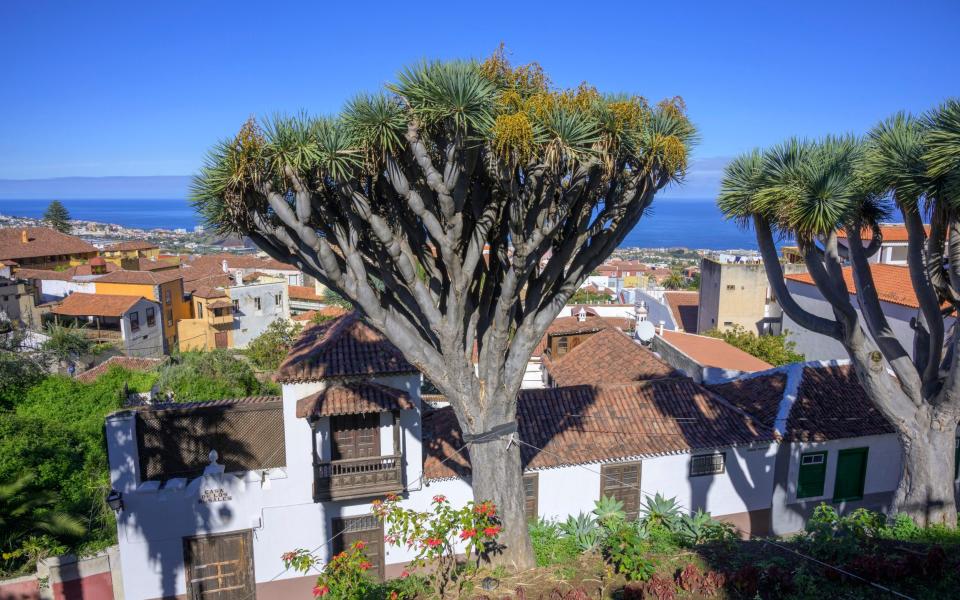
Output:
[
  {"left": 156, "top": 349, "right": 279, "bottom": 400},
  {"left": 244, "top": 318, "right": 303, "bottom": 371},
  {"left": 704, "top": 324, "right": 804, "bottom": 366}
]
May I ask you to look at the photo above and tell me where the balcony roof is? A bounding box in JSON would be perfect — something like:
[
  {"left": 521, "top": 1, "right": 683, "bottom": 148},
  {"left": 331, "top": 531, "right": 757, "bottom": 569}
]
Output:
[{"left": 296, "top": 381, "right": 413, "bottom": 419}]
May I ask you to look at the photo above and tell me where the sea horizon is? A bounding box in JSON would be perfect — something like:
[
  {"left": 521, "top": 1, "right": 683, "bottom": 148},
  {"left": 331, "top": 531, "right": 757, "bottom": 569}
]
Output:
[{"left": 0, "top": 196, "right": 761, "bottom": 250}]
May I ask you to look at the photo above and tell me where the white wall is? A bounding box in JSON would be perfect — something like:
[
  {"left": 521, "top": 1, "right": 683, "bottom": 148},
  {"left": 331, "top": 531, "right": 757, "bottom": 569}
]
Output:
[{"left": 38, "top": 279, "right": 94, "bottom": 302}]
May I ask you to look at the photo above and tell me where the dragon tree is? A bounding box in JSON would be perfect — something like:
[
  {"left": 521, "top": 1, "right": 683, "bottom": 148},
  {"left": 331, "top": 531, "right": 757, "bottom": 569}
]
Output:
[
  {"left": 193, "top": 51, "right": 695, "bottom": 566},
  {"left": 718, "top": 100, "right": 960, "bottom": 527}
]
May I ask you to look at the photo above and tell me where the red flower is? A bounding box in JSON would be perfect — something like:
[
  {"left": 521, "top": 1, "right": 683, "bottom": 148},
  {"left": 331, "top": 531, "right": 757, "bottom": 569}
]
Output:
[
  {"left": 281, "top": 551, "right": 296, "bottom": 562},
  {"left": 359, "top": 561, "right": 373, "bottom": 571},
  {"left": 335, "top": 551, "right": 347, "bottom": 560},
  {"left": 353, "top": 540, "right": 367, "bottom": 550},
  {"left": 390, "top": 592, "right": 399, "bottom": 600},
  {"left": 313, "top": 584, "right": 330, "bottom": 597},
  {"left": 400, "top": 570, "right": 410, "bottom": 579},
  {"left": 460, "top": 528, "right": 477, "bottom": 540},
  {"left": 483, "top": 526, "right": 501, "bottom": 537},
  {"left": 385, "top": 493, "right": 399, "bottom": 501},
  {"left": 432, "top": 494, "right": 447, "bottom": 503},
  {"left": 426, "top": 537, "right": 442, "bottom": 547}
]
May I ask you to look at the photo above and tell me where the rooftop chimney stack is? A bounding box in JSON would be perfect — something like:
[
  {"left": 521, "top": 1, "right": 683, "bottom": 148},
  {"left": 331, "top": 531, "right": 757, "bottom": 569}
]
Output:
[
  {"left": 234, "top": 270, "right": 243, "bottom": 286},
  {"left": 21, "top": 230, "right": 28, "bottom": 244}
]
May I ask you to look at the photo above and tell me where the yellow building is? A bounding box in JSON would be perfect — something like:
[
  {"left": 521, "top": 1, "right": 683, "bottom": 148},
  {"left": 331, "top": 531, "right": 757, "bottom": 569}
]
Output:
[
  {"left": 101, "top": 240, "right": 160, "bottom": 267},
  {"left": 0, "top": 227, "right": 98, "bottom": 270},
  {"left": 178, "top": 290, "right": 235, "bottom": 350},
  {"left": 94, "top": 270, "right": 191, "bottom": 352}
]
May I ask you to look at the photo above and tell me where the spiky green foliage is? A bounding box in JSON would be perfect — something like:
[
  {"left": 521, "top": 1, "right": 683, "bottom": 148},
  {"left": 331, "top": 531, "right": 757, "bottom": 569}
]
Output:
[
  {"left": 925, "top": 99, "right": 960, "bottom": 205},
  {"left": 42, "top": 200, "right": 71, "bottom": 233}
]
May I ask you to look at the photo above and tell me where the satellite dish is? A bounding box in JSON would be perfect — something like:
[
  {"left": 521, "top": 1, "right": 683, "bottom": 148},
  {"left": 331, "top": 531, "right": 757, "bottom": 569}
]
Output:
[{"left": 636, "top": 320, "right": 656, "bottom": 343}]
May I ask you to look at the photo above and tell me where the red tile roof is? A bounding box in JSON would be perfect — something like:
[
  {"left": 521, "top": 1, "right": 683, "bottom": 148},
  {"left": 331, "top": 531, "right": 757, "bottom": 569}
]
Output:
[
  {"left": 533, "top": 314, "right": 635, "bottom": 357},
  {"left": 76, "top": 356, "right": 166, "bottom": 383},
  {"left": 837, "top": 224, "right": 928, "bottom": 243},
  {"left": 138, "top": 258, "right": 179, "bottom": 271},
  {"left": 659, "top": 330, "right": 773, "bottom": 373},
  {"left": 94, "top": 269, "right": 184, "bottom": 285},
  {"left": 295, "top": 382, "right": 414, "bottom": 418},
  {"left": 544, "top": 328, "right": 678, "bottom": 386},
  {"left": 708, "top": 363, "right": 895, "bottom": 442},
  {"left": 103, "top": 240, "right": 159, "bottom": 252},
  {"left": 289, "top": 285, "right": 323, "bottom": 301},
  {"left": 292, "top": 307, "right": 349, "bottom": 322},
  {"left": 0, "top": 227, "right": 97, "bottom": 261},
  {"left": 662, "top": 291, "right": 699, "bottom": 333},
  {"left": 275, "top": 312, "right": 417, "bottom": 382},
  {"left": 16, "top": 262, "right": 119, "bottom": 281},
  {"left": 52, "top": 292, "right": 148, "bottom": 317},
  {"left": 423, "top": 378, "right": 772, "bottom": 480},
  {"left": 785, "top": 263, "right": 922, "bottom": 309},
  {"left": 188, "top": 253, "right": 296, "bottom": 272}
]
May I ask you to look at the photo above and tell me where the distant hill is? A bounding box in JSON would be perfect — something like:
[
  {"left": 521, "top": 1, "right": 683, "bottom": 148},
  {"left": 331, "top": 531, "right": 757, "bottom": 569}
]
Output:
[{"left": 0, "top": 176, "right": 192, "bottom": 199}]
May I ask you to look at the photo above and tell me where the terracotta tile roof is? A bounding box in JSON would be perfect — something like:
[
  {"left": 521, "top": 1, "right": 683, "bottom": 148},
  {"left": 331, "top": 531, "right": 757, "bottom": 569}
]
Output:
[
  {"left": 192, "top": 286, "right": 228, "bottom": 299},
  {"left": 785, "top": 263, "right": 922, "bottom": 309},
  {"left": 659, "top": 330, "right": 773, "bottom": 373},
  {"left": 291, "top": 307, "right": 349, "bottom": 322},
  {"left": 544, "top": 328, "right": 679, "bottom": 386},
  {"left": 181, "top": 270, "right": 233, "bottom": 294},
  {"left": 52, "top": 292, "right": 147, "bottom": 317},
  {"left": 837, "top": 224, "right": 928, "bottom": 243},
  {"left": 289, "top": 285, "right": 323, "bottom": 301},
  {"left": 76, "top": 356, "right": 166, "bottom": 383},
  {"left": 206, "top": 299, "right": 233, "bottom": 309},
  {"left": 138, "top": 258, "right": 179, "bottom": 271},
  {"left": 423, "top": 378, "right": 772, "bottom": 480},
  {"left": 94, "top": 269, "right": 184, "bottom": 285},
  {"left": 188, "top": 253, "right": 296, "bottom": 272},
  {"left": 662, "top": 291, "right": 700, "bottom": 333},
  {"left": 275, "top": 312, "right": 417, "bottom": 382},
  {"left": 103, "top": 240, "right": 159, "bottom": 252},
  {"left": 0, "top": 227, "right": 97, "bottom": 261},
  {"left": 15, "top": 268, "right": 73, "bottom": 281},
  {"left": 295, "top": 382, "right": 414, "bottom": 418},
  {"left": 707, "top": 363, "right": 895, "bottom": 442},
  {"left": 533, "top": 314, "right": 634, "bottom": 357}
]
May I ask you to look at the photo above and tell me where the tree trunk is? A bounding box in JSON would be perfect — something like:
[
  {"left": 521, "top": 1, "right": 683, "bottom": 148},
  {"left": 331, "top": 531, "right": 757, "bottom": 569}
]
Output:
[
  {"left": 894, "top": 419, "right": 958, "bottom": 528},
  {"left": 459, "top": 402, "right": 536, "bottom": 571}
]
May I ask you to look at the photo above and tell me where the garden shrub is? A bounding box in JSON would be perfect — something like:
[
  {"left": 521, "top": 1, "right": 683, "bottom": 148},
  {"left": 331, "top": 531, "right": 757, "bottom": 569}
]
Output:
[
  {"left": 529, "top": 519, "right": 579, "bottom": 567},
  {"left": 283, "top": 542, "right": 376, "bottom": 600},
  {"left": 155, "top": 350, "right": 277, "bottom": 401},
  {"left": 603, "top": 524, "right": 656, "bottom": 581}
]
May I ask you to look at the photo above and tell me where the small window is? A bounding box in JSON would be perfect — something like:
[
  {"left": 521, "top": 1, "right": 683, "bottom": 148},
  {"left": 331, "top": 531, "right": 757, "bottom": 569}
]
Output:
[
  {"left": 166, "top": 308, "right": 173, "bottom": 326},
  {"left": 146, "top": 307, "right": 156, "bottom": 327},
  {"left": 797, "top": 451, "right": 827, "bottom": 499},
  {"left": 129, "top": 311, "right": 140, "bottom": 332},
  {"left": 196, "top": 303, "right": 203, "bottom": 319},
  {"left": 723, "top": 321, "right": 734, "bottom": 327},
  {"left": 556, "top": 336, "right": 569, "bottom": 356},
  {"left": 232, "top": 299, "right": 239, "bottom": 314},
  {"left": 165, "top": 289, "right": 172, "bottom": 304},
  {"left": 275, "top": 293, "right": 282, "bottom": 306},
  {"left": 690, "top": 452, "right": 725, "bottom": 476},
  {"left": 254, "top": 297, "right": 262, "bottom": 311},
  {"left": 523, "top": 473, "right": 539, "bottom": 522},
  {"left": 726, "top": 284, "right": 736, "bottom": 290}
]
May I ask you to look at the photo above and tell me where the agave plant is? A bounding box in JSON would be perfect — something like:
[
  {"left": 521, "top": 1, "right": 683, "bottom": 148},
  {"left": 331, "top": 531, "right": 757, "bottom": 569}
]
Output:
[
  {"left": 640, "top": 493, "right": 682, "bottom": 531},
  {"left": 675, "top": 510, "right": 717, "bottom": 546},
  {"left": 593, "top": 495, "right": 626, "bottom": 526},
  {"left": 560, "top": 512, "right": 601, "bottom": 552}
]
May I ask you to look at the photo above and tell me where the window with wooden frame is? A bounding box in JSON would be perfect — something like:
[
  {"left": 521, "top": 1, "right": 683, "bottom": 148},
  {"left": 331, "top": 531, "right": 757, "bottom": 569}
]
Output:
[
  {"left": 690, "top": 452, "right": 725, "bottom": 477},
  {"left": 797, "top": 451, "right": 827, "bottom": 499},
  {"left": 600, "top": 462, "right": 641, "bottom": 519},
  {"left": 146, "top": 306, "right": 156, "bottom": 327},
  {"left": 330, "top": 413, "right": 381, "bottom": 460},
  {"left": 183, "top": 530, "right": 255, "bottom": 600},
  {"left": 129, "top": 311, "right": 140, "bottom": 332},
  {"left": 523, "top": 473, "right": 539, "bottom": 521},
  {"left": 556, "top": 336, "right": 569, "bottom": 356}
]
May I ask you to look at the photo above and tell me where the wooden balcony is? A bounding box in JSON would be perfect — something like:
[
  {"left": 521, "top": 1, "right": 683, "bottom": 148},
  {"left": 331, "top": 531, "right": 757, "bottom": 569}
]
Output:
[
  {"left": 313, "top": 455, "right": 403, "bottom": 502},
  {"left": 80, "top": 328, "right": 123, "bottom": 342},
  {"left": 207, "top": 313, "right": 233, "bottom": 326}
]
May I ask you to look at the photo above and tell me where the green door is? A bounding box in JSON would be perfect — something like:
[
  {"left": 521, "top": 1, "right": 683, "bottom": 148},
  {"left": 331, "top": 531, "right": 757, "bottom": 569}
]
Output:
[
  {"left": 833, "top": 447, "right": 868, "bottom": 502},
  {"left": 797, "top": 451, "right": 827, "bottom": 499}
]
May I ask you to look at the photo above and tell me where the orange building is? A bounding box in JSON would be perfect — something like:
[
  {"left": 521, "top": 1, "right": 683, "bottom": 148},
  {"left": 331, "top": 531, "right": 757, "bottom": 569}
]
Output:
[{"left": 94, "top": 270, "right": 191, "bottom": 352}]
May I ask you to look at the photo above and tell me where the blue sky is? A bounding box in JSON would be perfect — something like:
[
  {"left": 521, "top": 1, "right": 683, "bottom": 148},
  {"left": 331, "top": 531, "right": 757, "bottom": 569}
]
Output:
[{"left": 1, "top": 0, "right": 958, "bottom": 198}]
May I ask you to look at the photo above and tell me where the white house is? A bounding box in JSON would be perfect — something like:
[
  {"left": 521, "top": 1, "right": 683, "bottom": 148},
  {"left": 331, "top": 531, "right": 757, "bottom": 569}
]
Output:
[
  {"left": 836, "top": 224, "right": 926, "bottom": 266},
  {"left": 105, "top": 312, "right": 782, "bottom": 599},
  {"left": 51, "top": 292, "right": 164, "bottom": 357},
  {"left": 782, "top": 263, "right": 954, "bottom": 361}
]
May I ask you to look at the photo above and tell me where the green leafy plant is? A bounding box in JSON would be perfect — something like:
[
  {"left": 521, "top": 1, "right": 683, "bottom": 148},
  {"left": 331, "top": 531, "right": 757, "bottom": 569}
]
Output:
[
  {"left": 282, "top": 541, "right": 376, "bottom": 599},
  {"left": 244, "top": 319, "right": 302, "bottom": 371},
  {"left": 674, "top": 510, "right": 737, "bottom": 546},
  {"left": 559, "top": 512, "right": 601, "bottom": 553},
  {"left": 704, "top": 324, "right": 804, "bottom": 366},
  {"left": 593, "top": 495, "right": 626, "bottom": 527},
  {"left": 155, "top": 350, "right": 277, "bottom": 401},
  {"left": 529, "top": 519, "right": 579, "bottom": 566},
  {"left": 640, "top": 493, "right": 681, "bottom": 531},
  {"left": 603, "top": 525, "right": 656, "bottom": 581},
  {"left": 373, "top": 494, "right": 501, "bottom": 598}
]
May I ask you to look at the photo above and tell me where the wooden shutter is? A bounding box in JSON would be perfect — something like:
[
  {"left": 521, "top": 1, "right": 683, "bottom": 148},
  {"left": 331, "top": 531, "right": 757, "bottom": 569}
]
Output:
[
  {"left": 797, "top": 451, "right": 827, "bottom": 499},
  {"left": 332, "top": 515, "right": 385, "bottom": 582},
  {"left": 600, "top": 462, "right": 641, "bottom": 519},
  {"left": 523, "top": 473, "right": 539, "bottom": 522},
  {"left": 183, "top": 531, "right": 255, "bottom": 600},
  {"left": 833, "top": 448, "right": 868, "bottom": 502},
  {"left": 331, "top": 413, "right": 381, "bottom": 460}
]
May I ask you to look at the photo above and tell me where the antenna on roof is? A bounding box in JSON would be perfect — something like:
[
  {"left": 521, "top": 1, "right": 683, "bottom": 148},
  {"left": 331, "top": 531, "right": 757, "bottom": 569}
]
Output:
[{"left": 636, "top": 320, "right": 656, "bottom": 344}]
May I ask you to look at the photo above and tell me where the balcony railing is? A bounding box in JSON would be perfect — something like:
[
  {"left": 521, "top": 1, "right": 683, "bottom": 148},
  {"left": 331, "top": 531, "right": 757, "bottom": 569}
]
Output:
[
  {"left": 313, "top": 455, "right": 403, "bottom": 502},
  {"left": 207, "top": 313, "right": 234, "bottom": 326},
  {"left": 80, "top": 328, "right": 123, "bottom": 342}
]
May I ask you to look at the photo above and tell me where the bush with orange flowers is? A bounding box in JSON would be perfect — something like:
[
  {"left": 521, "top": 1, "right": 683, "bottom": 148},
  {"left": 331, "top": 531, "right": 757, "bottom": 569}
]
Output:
[{"left": 282, "top": 541, "right": 376, "bottom": 600}]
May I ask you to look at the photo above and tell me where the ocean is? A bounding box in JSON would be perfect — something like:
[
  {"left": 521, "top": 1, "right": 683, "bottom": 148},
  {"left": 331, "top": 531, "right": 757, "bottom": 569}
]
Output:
[{"left": 0, "top": 196, "right": 759, "bottom": 250}]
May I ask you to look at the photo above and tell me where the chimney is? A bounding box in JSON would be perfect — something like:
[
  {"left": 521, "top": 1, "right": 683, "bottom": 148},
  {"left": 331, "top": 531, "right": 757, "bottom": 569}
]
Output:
[
  {"left": 234, "top": 270, "right": 243, "bottom": 286},
  {"left": 658, "top": 320, "right": 665, "bottom": 335},
  {"left": 221, "top": 259, "right": 229, "bottom": 273},
  {"left": 577, "top": 307, "right": 587, "bottom": 322},
  {"left": 21, "top": 230, "right": 28, "bottom": 244}
]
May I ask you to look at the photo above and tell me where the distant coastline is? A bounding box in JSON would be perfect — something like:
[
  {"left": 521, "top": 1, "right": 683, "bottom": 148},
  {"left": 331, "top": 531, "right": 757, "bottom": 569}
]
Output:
[{"left": 0, "top": 196, "right": 761, "bottom": 251}]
